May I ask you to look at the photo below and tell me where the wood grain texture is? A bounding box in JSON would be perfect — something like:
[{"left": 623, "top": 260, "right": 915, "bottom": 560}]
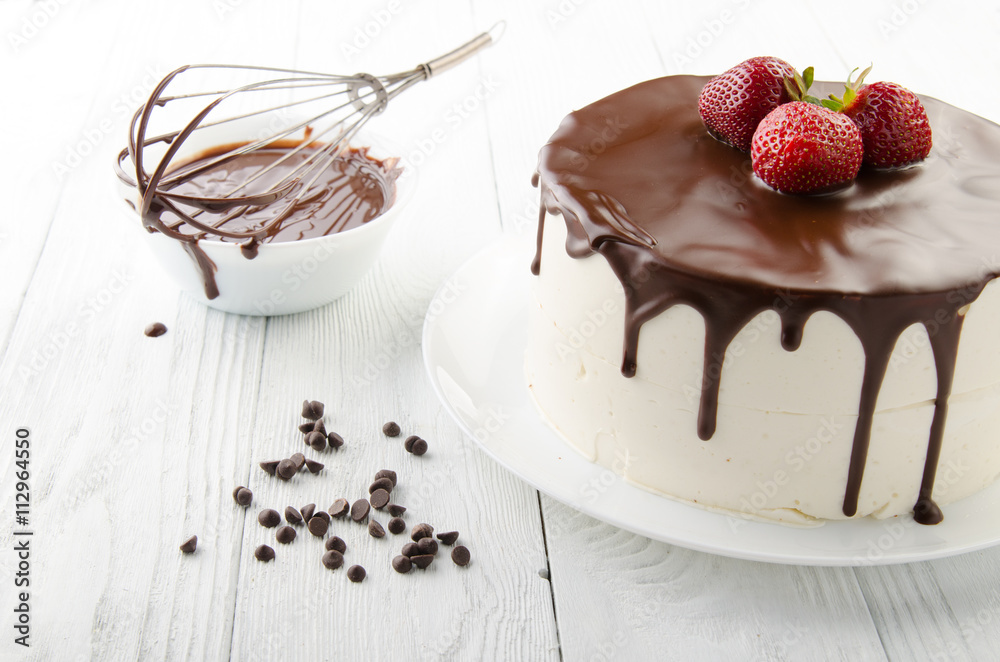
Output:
[{"left": 2, "top": 0, "right": 1000, "bottom": 660}]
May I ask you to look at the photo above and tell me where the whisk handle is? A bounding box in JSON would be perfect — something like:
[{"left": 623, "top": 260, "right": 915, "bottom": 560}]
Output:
[{"left": 421, "top": 21, "right": 505, "bottom": 79}]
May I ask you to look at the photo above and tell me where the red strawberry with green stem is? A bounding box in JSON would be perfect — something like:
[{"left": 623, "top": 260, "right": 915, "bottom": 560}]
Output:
[
  {"left": 698, "top": 56, "right": 800, "bottom": 152},
  {"left": 751, "top": 101, "right": 863, "bottom": 194},
  {"left": 823, "top": 66, "right": 932, "bottom": 168}
]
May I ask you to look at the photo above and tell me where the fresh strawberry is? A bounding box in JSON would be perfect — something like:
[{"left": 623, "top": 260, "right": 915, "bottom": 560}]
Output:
[
  {"left": 698, "top": 56, "right": 796, "bottom": 152},
  {"left": 750, "top": 101, "right": 863, "bottom": 194},
  {"left": 823, "top": 67, "right": 932, "bottom": 168}
]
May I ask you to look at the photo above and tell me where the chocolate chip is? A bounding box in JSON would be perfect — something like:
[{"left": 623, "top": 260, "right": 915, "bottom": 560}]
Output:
[
  {"left": 322, "top": 550, "right": 344, "bottom": 570},
  {"left": 276, "top": 459, "right": 297, "bottom": 480},
  {"left": 144, "top": 322, "right": 168, "bottom": 337},
  {"left": 401, "top": 542, "right": 420, "bottom": 557},
  {"left": 284, "top": 506, "right": 303, "bottom": 525},
  {"left": 314, "top": 510, "right": 331, "bottom": 524},
  {"left": 382, "top": 421, "right": 401, "bottom": 437},
  {"left": 305, "top": 431, "right": 326, "bottom": 451},
  {"left": 298, "top": 421, "right": 314, "bottom": 434},
  {"left": 388, "top": 517, "right": 406, "bottom": 535},
  {"left": 329, "top": 498, "right": 349, "bottom": 518},
  {"left": 258, "top": 509, "right": 281, "bottom": 528},
  {"left": 259, "top": 460, "right": 279, "bottom": 476},
  {"left": 387, "top": 504, "right": 406, "bottom": 517},
  {"left": 312, "top": 419, "right": 326, "bottom": 436},
  {"left": 411, "top": 554, "right": 434, "bottom": 569},
  {"left": 392, "top": 555, "right": 412, "bottom": 573},
  {"left": 301, "top": 503, "right": 316, "bottom": 522},
  {"left": 374, "top": 469, "right": 397, "bottom": 487},
  {"left": 368, "top": 478, "right": 394, "bottom": 494},
  {"left": 403, "top": 435, "right": 420, "bottom": 452},
  {"left": 325, "top": 536, "right": 346, "bottom": 553},
  {"left": 416, "top": 538, "right": 438, "bottom": 556},
  {"left": 305, "top": 459, "right": 324, "bottom": 474},
  {"left": 368, "top": 520, "right": 386, "bottom": 538},
  {"left": 370, "top": 489, "right": 390, "bottom": 510},
  {"left": 411, "top": 523, "right": 434, "bottom": 541},
  {"left": 255, "top": 544, "right": 275, "bottom": 562},
  {"left": 451, "top": 545, "right": 471, "bottom": 566},
  {"left": 179, "top": 535, "right": 197, "bottom": 553},
  {"left": 436, "top": 531, "right": 459, "bottom": 545},
  {"left": 290, "top": 452, "right": 306, "bottom": 472},
  {"left": 301, "top": 400, "right": 324, "bottom": 420},
  {"left": 233, "top": 487, "right": 253, "bottom": 506},
  {"left": 350, "top": 499, "right": 370, "bottom": 522},
  {"left": 327, "top": 432, "right": 344, "bottom": 449},
  {"left": 308, "top": 516, "right": 329, "bottom": 537},
  {"left": 347, "top": 564, "right": 366, "bottom": 582},
  {"left": 411, "top": 438, "right": 428, "bottom": 456},
  {"left": 276, "top": 526, "right": 296, "bottom": 544}
]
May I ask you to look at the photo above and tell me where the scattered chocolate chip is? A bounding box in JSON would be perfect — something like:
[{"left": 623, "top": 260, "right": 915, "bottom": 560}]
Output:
[
  {"left": 325, "top": 536, "right": 346, "bottom": 554},
  {"left": 233, "top": 487, "right": 253, "bottom": 506},
  {"left": 411, "top": 523, "right": 434, "bottom": 541},
  {"left": 314, "top": 510, "right": 331, "bottom": 524},
  {"left": 370, "top": 489, "right": 390, "bottom": 510},
  {"left": 232, "top": 486, "right": 243, "bottom": 501},
  {"left": 312, "top": 419, "right": 326, "bottom": 436},
  {"left": 416, "top": 538, "right": 438, "bottom": 556},
  {"left": 258, "top": 509, "right": 281, "bottom": 528},
  {"left": 179, "top": 535, "right": 197, "bottom": 553},
  {"left": 347, "top": 564, "right": 366, "bottom": 582},
  {"left": 255, "top": 544, "right": 275, "bottom": 562},
  {"left": 387, "top": 504, "right": 406, "bottom": 517},
  {"left": 350, "top": 499, "right": 370, "bottom": 522},
  {"left": 284, "top": 506, "right": 303, "bottom": 525},
  {"left": 301, "top": 504, "right": 317, "bottom": 522},
  {"left": 401, "top": 542, "right": 420, "bottom": 557},
  {"left": 305, "top": 459, "right": 324, "bottom": 474},
  {"left": 388, "top": 517, "right": 406, "bottom": 535},
  {"left": 374, "top": 469, "right": 397, "bottom": 487},
  {"left": 392, "top": 555, "right": 412, "bottom": 574},
  {"left": 436, "top": 531, "right": 459, "bottom": 545},
  {"left": 308, "top": 516, "right": 329, "bottom": 537},
  {"left": 382, "top": 421, "right": 401, "bottom": 437},
  {"left": 144, "top": 322, "right": 168, "bottom": 337},
  {"left": 451, "top": 545, "right": 471, "bottom": 566},
  {"left": 322, "top": 550, "right": 344, "bottom": 570},
  {"left": 369, "top": 478, "right": 394, "bottom": 494},
  {"left": 290, "top": 452, "right": 306, "bottom": 472},
  {"left": 327, "top": 432, "right": 344, "bottom": 449},
  {"left": 411, "top": 554, "right": 435, "bottom": 569},
  {"left": 276, "top": 526, "right": 296, "bottom": 544},
  {"left": 368, "top": 520, "right": 386, "bottom": 538},
  {"left": 276, "top": 459, "right": 297, "bottom": 480},
  {"left": 259, "top": 460, "right": 280, "bottom": 476},
  {"left": 411, "top": 438, "right": 428, "bottom": 456},
  {"left": 298, "top": 421, "right": 314, "bottom": 434},
  {"left": 403, "top": 435, "right": 420, "bottom": 452},
  {"left": 329, "top": 499, "right": 349, "bottom": 518},
  {"left": 538, "top": 568, "right": 550, "bottom": 580},
  {"left": 305, "top": 431, "right": 326, "bottom": 452},
  {"left": 302, "top": 400, "right": 324, "bottom": 420}
]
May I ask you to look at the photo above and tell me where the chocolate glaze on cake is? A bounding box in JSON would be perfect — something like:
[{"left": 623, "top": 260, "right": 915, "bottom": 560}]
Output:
[{"left": 532, "top": 76, "right": 1000, "bottom": 524}]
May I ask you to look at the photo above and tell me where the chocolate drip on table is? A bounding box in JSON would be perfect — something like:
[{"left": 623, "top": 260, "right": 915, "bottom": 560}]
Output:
[{"left": 533, "top": 76, "right": 1000, "bottom": 524}]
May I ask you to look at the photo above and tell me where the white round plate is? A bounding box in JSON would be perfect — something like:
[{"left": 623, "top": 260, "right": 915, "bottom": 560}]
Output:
[{"left": 422, "top": 237, "right": 1000, "bottom": 565}]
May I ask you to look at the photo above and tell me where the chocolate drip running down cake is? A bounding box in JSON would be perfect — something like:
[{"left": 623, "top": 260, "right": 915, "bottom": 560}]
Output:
[{"left": 527, "top": 75, "right": 1000, "bottom": 525}]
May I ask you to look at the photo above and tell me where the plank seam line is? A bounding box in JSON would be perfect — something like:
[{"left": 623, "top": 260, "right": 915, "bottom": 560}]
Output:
[
  {"left": 851, "top": 567, "right": 892, "bottom": 661},
  {"left": 536, "top": 491, "right": 565, "bottom": 662}
]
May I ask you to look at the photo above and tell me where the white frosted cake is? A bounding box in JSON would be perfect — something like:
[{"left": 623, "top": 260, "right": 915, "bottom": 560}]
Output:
[{"left": 526, "top": 76, "right": 1000, "bottom": 525}]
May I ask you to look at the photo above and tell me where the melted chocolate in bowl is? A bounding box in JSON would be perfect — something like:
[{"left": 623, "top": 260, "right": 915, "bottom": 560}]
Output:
[
  {"left": 161, "top": 144, "right": 400, "bottom": 244},
  {"left": 533, "top": 75, "right": 1000, "bottom": 524}
]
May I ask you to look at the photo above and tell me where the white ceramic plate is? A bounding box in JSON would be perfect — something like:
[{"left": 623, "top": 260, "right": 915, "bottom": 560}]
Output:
[{"left": 422, "top": 237, "right": 1000, "bottom": 566}]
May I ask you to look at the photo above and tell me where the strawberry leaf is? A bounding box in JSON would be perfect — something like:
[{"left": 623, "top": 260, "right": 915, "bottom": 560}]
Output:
[{"left": 802, "top": 66, "right": 814, "bottom": 91}]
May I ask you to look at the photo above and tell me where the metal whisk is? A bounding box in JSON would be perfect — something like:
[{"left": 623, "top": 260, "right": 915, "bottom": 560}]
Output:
[{"left": 115, "top": 23, "right": 503, "bottom": 253}]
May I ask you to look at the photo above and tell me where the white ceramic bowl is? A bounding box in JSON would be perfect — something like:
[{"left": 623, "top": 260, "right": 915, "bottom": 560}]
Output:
[{"left": 116, "top": 117, "right": 414, "bottom": 316}]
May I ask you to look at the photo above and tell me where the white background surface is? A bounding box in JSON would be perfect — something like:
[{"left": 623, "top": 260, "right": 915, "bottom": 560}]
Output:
[{"left": 2, "top": 0, "right": 1000, "bottom": 660}]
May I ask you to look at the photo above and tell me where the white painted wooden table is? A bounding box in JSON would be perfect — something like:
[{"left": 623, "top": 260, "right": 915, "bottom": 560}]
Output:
[{"left": 3, "top": 0, "right": 1000, "bottom": 660}]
